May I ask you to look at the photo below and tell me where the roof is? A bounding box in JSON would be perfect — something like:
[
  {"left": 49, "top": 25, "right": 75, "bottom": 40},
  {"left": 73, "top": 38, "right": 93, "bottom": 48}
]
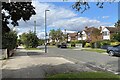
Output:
[
  {"left": 105, "top": 27, "right": 117, "bottom": 33},
  {"left": 67, "top": 33, "right": 78, "bottom": 37},
  {"left": 84, "top": 27, "right": 101, "bottom": 34},
  {"left": 106, "top": 27, "right": 120, "bottom": 33}
]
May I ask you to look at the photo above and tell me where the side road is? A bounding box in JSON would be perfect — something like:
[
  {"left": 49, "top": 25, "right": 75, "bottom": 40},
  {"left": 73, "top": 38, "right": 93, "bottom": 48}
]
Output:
[{"left": 2, "top": 48, "right": 94, "bottom": 79}]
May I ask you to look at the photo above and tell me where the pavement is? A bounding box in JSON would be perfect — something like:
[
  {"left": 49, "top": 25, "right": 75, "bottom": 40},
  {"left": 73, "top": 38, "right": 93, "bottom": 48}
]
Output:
[{"left": 1, "top": 47, "right": 94, "bottom": 79}]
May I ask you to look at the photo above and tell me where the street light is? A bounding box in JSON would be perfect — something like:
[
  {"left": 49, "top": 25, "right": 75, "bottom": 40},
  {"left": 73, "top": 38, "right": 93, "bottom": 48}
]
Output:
[{"left": 45, "top": 10, "right": 50, "bottom": 53}]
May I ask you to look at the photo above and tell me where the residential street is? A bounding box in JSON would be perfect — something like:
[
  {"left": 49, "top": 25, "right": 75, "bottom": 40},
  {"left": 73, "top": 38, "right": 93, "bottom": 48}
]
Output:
[
  {"left": 47, "top": 47, "right": 120, "bottom": 74},
  {"left": 1, "top": 46, "right": 120, "bottom": 79}
]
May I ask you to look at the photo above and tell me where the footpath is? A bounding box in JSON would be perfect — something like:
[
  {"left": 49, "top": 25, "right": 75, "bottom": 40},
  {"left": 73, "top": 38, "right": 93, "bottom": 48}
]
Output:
[{"left": 1, "top": 48, "right": 95, "bottom": 79}]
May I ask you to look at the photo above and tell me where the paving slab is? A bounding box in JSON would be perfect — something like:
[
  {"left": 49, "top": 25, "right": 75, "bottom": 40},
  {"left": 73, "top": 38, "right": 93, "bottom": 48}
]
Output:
[{"left": 1, "top": 49, "right": 93, "bottom": 79}]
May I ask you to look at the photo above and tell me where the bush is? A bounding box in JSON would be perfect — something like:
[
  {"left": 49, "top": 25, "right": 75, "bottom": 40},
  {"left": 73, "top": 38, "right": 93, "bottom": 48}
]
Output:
[
  {"left": 71, "top": 41, "right": 76, "bottom": 47},
  {"left": 101, "top": 40, "right": 110, "bottom": 46},
  {"left": 95, "top": 41, "right": 101, "bottom": 48},
  {"left": 82, "top": 40, "right": 86, "bottom": 47},
  {"left": 90, "top": 42, "right": 95, "bottom": 48},
  {"left": 110, "top": 42, "right": 120, "bottom": 46},
  {"left": 2, "top": 31, "right": 17, "bottom": 50},
  {"left": 85, "top": 43, "right": 91, "bottom": 47}
]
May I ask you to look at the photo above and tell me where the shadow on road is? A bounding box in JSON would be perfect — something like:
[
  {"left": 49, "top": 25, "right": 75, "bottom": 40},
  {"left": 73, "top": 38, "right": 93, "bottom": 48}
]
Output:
[
  {"left": 2, "top": 63, "right": 92, "bottom": 79},
  {"left": 27, "top": 52, "right": 45, "bottom": 56}
]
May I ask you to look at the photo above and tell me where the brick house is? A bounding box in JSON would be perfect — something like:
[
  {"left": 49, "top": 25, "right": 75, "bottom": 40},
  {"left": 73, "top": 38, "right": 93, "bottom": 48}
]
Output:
[
  {"left": 81, "top": 27, "right": 102, "bottom": 42},
  {"left": 67, "top": 33, "right": 78, "bottom": 41}
]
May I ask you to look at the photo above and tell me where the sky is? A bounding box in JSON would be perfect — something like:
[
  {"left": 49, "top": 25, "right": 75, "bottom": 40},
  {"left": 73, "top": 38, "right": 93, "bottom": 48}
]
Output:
[{"left": 14, "top": 0, "right": 118, "bottom": 39}]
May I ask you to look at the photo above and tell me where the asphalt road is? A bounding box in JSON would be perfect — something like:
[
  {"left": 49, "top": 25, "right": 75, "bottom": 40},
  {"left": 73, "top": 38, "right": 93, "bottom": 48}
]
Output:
[{"left": 47, "top": 47, "right": 120, "bottom": 74}]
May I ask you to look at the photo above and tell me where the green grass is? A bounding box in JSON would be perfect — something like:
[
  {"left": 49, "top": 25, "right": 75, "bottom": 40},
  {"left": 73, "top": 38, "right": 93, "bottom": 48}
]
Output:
[
  {"left": 47, "top": 72, "right": 120, "bottom": 80},
  {"left": 25, "top": 48, "right": 41, "bottom": 50},
  {"left": 67, "top": 46, "right": 75, "bottom": 49},
  {"left": 81, "top": 48, "right": 106, "bottom": 53}
]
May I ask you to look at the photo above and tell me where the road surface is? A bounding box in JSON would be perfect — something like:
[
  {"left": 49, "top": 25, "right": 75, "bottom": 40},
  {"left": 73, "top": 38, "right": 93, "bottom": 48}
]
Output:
[{"left": 47, "top": 47, "right": 120, "bottom": 74}]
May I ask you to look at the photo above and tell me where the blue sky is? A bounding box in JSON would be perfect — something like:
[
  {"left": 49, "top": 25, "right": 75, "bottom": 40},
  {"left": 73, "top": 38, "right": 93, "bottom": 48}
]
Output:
[
  {"left": 16, "top": 1, "right": 118, "bottom": 39},
  {"left": 50, "top": 2, "right": 118, "bottom": 25}
]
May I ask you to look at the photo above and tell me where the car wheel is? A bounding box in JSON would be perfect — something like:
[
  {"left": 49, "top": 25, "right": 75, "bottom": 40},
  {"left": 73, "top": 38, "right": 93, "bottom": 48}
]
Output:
[{"left": 109, "top": 51, "right": 114, "bottom": 56}]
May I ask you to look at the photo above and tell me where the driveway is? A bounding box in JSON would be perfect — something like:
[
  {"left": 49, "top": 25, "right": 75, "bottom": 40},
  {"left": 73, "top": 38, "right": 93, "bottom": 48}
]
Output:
[{"left": 47, "top": 47, "right": 120, "bottom": 74}]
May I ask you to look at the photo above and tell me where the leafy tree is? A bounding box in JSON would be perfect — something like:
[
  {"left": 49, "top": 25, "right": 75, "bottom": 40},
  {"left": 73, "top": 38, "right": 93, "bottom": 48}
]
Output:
[
  {"left": 20, "top": 31, "right": 39, "bottom": 48},
  {"left": 2, "top": 31, "right": 17, "bottom": 57},
  {"left": 49, "top": 29, "right": 56, "bottom": 42},
  {"left": 38, "top": 39, "right": 44, "bottom": 45},
  {"left": 72, "top": 1, "right": 115, "bottom": 13},
  {"left": 2, "top": 2, "right": 36, "bottom": 33},
  {"left": 56, "top": 29, "right": 63, "bottom": 42},
  {"left": 112, "top": 20, "right": 120, "bottom": 42},
  {"left": 49, "top": 29, "right": 64, "bottom": 43},
  {"left": 2, "top": 31, "right": 17, "bottom": 50},
  {"left": 1, "top": 2, "right": 36, "bottom": 57},
  {"left": 17, "top": 39, "right": 22, "bottom": 46},
  {"left": 115, "top": 20, "right": 120, "bottom": 28},
  {"left": 112, "top": 32, "right": 120, "bottom": 42}
]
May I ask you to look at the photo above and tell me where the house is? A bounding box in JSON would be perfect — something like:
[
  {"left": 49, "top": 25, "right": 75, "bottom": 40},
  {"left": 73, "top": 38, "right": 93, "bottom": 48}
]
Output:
[
  {"left": 67, "top": 33, "right": 78, "bottom": 41},
  {"left": 67, "top": 31, "right": 82, "bottom": 42},
  {"left": 81, "top": 27, "right": 102, "bottom": 42},
  {"left": 101, "top": 27, "right": 117, "bottom": 40}
]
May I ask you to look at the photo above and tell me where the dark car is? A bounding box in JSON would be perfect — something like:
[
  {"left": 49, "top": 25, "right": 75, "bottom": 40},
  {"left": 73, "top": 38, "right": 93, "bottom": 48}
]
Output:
[
  {"left": 60, "top": 42, "right": 67, "bottom": 48},
  {"left": 57, "top": 42, "right": 67, "bottom": 48},
  {"left": 107, "top": 44, "right": 120, "bottom": 56}
]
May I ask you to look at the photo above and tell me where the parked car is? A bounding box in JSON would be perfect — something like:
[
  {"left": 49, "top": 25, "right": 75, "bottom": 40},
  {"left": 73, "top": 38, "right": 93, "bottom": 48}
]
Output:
[
  {"left": 107, "top": 44, "right": 120, "bottom": 56},
  {"left": 57, "top": 43, "right": 61, "bottom": 48},
  {"left": 60, "top": 42, "right": 67, "bottom": 48},
  {"left": 57, "top": 42, "right": 67, "bottom": 48}
]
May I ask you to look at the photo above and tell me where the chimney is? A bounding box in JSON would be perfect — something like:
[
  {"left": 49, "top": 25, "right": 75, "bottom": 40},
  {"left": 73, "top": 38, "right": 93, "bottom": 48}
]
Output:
[
  {"left": 99, "top": 26, "right": 102, "bottom": 31},
  {"left": 85, "top": 26, "right": 88, "bottom": 30}
]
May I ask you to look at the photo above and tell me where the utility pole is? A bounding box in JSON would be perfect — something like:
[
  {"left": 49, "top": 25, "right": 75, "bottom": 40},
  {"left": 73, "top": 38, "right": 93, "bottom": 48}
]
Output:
[{"left": 34, "top": 20, "right": 36, "bottom": 34}]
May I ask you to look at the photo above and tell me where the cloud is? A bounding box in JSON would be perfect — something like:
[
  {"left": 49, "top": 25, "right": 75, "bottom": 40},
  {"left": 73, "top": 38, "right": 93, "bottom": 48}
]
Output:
[
  {"left": 102, "top": 16, "right": 109, "bottom": 19},
  {"left": 16, "top": 1, "right": 111, "bottom": 39},
  {"left": 49, "top": 17, "right": 107, "bottom": 31}
]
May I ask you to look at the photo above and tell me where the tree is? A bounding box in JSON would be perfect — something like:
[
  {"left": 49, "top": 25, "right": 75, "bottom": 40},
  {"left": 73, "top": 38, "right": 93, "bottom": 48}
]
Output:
[
  {"left": 2, "top": 31, "right": 18, "bottom": 57},
  {"left": 112, "top": 20, "right": 120, "bottom": 42},
  {"left": 56, "top": 29, "right": 63, "bottom": 42},
  {"left": 38, "top": 39, "right": 44, "bottom": 45},
  {"left": 49, "top": 29, "right": 57, "bottom": 42},
  {"left": 115, "top": 20, "right": 120, "bottom": 28},
  {"left": 20, "top": 31, "right": 39, "bottom": 48},
  {"left": 2, "top": 2, "right": 36, "bottom": 33},
  {"left": 72, "top": 1, "right": 115, "bottom": 13},
  {"left": 49, "top": 29, "right": 64, "bottom": 43},
  {"left": 112, "top": 32, "right": 120, "bottom": 42}
]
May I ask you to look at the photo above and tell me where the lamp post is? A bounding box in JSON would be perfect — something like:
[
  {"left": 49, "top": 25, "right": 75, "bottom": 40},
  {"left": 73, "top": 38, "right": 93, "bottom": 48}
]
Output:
[{"left": 45, "top": 10, "right": 50, "bottom": 53}]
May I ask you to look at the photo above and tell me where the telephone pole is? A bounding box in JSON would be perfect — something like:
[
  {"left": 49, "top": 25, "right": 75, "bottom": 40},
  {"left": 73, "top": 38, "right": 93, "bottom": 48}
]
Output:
[{"left": 34, "top": 20, "right": 36, "bottom": 34}]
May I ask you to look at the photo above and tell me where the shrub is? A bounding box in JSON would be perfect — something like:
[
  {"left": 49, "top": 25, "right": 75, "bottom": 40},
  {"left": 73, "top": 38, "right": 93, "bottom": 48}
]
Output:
[
  {"left": 101, "top": 40, "right": 110, "bottom": 46},
  {"left": 110, "top": 42, "right": 120, "bottom": 46},
  {"left": 95, "top": 41, "right": 101, "bottom": 48},
  {"left": 71, "top": 41, "right": 76, "bottom": 47},
  {"left": 90, "top": 42, "right": 95, "bottom": 48},
  {"left": 85, "top": 43, "right": 91, "bottom": 47},
  {"left": 82, "top": 40, "right": 86, "bottom": 47},
  {"left": 2, "top": 31, "right": 17, "bottom": 50}
]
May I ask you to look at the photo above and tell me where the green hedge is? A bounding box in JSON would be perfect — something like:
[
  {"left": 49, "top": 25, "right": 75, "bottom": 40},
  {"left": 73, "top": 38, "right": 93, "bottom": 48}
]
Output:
[{"left": 2, "top": 31, "right": 17, "bottom": 50}]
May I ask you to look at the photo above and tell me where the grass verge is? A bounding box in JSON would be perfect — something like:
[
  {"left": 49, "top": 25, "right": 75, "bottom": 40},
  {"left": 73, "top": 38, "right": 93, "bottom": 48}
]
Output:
[
  {"left": 25, "top": 48, "right": 41, "bottom": 50},
  {"left": 47, "top": 72, "right": 120, "bottom": 80},
  {"left": 81, "top": 48, "right": 106, "bottom": 53}
]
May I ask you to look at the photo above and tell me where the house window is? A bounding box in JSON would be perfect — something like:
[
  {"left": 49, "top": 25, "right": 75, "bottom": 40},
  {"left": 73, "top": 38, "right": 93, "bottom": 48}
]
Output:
[
  {"left": 82, "top": 34, "right": 86, "bottom": 37},
  {"left": 103, "top": 31, "right": 109, "bottom": 36}
]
